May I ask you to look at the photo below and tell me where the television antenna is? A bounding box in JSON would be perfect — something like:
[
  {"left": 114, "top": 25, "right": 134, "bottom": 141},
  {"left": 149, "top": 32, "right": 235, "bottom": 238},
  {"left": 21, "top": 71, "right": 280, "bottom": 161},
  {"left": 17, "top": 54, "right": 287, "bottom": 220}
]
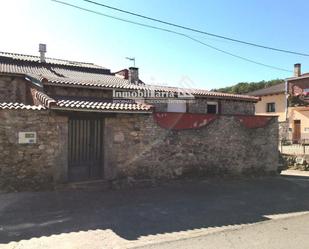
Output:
[{"left": 125, "top": 57, "right": 136, "bottom": 67}]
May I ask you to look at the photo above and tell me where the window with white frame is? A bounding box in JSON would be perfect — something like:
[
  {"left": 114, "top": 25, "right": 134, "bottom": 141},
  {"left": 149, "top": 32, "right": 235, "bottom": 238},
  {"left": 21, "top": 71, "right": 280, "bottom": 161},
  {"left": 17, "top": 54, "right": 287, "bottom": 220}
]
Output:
[{"left": 207, "top": 101, "right": 218, "bottom": 114}]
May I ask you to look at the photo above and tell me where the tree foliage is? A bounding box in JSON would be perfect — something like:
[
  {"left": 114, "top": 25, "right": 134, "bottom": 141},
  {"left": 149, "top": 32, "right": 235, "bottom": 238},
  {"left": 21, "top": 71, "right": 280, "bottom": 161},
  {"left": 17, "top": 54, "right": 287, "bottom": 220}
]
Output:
[{"left": 212, "top": 79, "right": 284, "bottom": 94}]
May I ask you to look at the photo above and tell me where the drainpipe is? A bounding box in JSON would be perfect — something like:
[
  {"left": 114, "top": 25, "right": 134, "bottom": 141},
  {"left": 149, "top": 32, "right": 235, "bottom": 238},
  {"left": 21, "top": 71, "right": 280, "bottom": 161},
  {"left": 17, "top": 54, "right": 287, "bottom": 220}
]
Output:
[
  {"left": 285, "top": 79, "right": 288, "bottom": 121},
  {"left": 284, "top": 79, "right": 291, "bottom": 141}
]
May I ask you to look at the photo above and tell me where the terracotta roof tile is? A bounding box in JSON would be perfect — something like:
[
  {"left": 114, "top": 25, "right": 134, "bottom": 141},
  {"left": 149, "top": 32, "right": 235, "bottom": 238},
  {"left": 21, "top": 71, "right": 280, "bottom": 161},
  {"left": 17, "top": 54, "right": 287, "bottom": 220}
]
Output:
[
  {"left": 0, "top": 51, "right": 106, "bottom": 69},
  {"left": 30, "top": 88, "right": 56, "bottom": 108},
  {"left": 53, "top": 98, "right": 152, "bottom": 112},
  {"left": 192, "top": 89, "right": 259, "bottom": 101},
  {"left": 44, "top": 77, "right": 258, "bottom": 101},
  {"left": 0, "top": 63, "right": 57, "bottom": 77},
  {"left": 0, "top": 102, "right": 46, "bottom": 110},
  {"left": 0, "top": 52, "right": 259, "bottom": 102},
  {"left": 45, "top": 74, "right": 130, "bottom": 88}
]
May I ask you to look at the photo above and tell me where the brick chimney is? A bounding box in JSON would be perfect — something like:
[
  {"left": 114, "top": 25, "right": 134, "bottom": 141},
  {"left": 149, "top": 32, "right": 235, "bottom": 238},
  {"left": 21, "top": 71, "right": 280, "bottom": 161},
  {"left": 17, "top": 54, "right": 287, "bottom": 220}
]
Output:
[
  {"left": 129, "top": 67, "right": 139, "bottom": 84},
  {"left": 39, "top": 43, "right": 47, "bottom": 63},
  {"left": 294, "top": 63, "right": 301, "bottom": 77}
]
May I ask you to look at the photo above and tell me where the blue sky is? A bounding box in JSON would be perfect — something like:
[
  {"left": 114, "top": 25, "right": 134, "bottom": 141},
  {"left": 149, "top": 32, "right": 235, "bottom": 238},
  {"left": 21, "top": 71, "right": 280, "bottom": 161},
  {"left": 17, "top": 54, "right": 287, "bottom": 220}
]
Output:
[{"left": 1, "top": 0, "right": 309, "bottom": 89}]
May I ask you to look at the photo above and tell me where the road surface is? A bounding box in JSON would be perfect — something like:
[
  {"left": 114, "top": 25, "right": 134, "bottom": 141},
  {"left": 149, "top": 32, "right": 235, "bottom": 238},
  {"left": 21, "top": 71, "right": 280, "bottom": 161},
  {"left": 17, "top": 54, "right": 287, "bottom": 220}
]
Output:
[
  {"left": 0, "top": 170, "right": 309, "bottom": 248},
  {"left": 133, "top": 213, "right": 309, "bottom": 249}
]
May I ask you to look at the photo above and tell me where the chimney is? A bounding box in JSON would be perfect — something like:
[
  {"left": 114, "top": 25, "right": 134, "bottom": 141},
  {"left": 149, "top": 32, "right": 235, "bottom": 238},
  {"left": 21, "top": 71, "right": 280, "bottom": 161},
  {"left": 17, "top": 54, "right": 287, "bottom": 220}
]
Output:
[
  {"left": 294, "top": 63, "right": 301, "bottom": 77},
  {"left": 129, "top": 67, "right": 139, "bottom": 84},
  {"left": 39, "top": 43, "right": 47, "bottom": 63}
]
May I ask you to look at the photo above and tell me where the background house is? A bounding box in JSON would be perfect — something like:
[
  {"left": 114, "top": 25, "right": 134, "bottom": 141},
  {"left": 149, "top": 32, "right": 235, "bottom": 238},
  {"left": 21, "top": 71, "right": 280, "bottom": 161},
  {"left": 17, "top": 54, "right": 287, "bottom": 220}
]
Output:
[
  {"left": 246, "top": 83, "right": 286, "bottom": 121},
  {"left": 248, "top": 64, "right": 309, "bottom": 143}
]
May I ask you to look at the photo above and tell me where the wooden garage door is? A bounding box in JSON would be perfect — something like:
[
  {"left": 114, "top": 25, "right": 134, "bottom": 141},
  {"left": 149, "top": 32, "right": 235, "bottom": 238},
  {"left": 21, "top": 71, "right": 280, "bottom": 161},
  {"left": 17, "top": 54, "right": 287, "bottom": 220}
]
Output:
[{"left": 68, "top": 117, "right": 104, "bottom": 181}]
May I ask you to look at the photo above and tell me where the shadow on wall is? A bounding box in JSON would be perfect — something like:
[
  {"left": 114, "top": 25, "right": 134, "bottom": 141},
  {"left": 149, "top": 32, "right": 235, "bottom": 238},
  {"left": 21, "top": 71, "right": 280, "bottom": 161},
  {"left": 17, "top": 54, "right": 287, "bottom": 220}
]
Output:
[{"left": 0, "top": 176, "right": 309, "bottom": 243}]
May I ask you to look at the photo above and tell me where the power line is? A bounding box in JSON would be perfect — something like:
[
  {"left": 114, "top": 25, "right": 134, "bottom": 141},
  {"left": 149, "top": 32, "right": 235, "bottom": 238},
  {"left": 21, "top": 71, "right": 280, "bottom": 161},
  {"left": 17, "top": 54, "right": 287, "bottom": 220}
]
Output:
[
  {"left": 51, "top": 0, "right": 292, "bottom": 73},
  {"left": 83, "top": 0, "right": 309, "bottom": 57}
]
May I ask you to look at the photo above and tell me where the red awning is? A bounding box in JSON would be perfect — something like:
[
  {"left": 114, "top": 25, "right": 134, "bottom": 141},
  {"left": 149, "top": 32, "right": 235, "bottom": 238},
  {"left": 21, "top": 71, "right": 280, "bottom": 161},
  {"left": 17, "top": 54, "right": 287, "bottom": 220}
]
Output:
[{"left": 153, "top": 113, "right": 218, "bottom": 130}]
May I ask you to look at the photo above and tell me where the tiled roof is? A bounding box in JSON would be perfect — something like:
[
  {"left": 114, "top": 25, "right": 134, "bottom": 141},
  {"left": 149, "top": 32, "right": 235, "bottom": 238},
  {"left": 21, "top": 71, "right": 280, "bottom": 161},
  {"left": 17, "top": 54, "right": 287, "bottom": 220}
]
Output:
[
  {"left": 53, "top": 98, "right": 152, "bottom": 112},
  {"left": 0, "top": 62, "right": 130, "bottom": 87},
  {"left": 287, "top": 73, "right": 309, "bottom": 81},
  {"left": 246, "top": 83, "right": 285, "bottom": 96},
  {"left": 44, "top": 74, "right": 131, "bottom": 88},
  {"left": 44, "top": 77, "right": 258, "bottom": 101},
  {"left": 0, "top": 62, "right": 57, "bottom": 77},
  {"left": 188, "top": 89, "right": 258, "bottom": 101},
  {"left": 30, "top": 88, "right": 56, "bottom": 108},
  {"left": 0, "top": 102, "right": 45, "bottom": 110},
  {"left": 0, "top": 51, "right": 106, "bottom": 69},
  {"left": 0, "top": 51, "right": 259, "bottom": 102}
]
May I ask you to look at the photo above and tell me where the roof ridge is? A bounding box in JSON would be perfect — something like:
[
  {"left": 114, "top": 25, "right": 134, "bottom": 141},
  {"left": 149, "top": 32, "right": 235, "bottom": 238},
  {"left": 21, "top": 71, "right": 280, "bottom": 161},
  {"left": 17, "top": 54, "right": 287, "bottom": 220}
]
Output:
[
  {"left": 0, "top": 51, "right": 103, "bottom": 68},
  {"left": 250, "top": 82, "right": 285, "bottom": 91},
  {"left": 246, "top": 82, "right": 285, "bottom": 96}
]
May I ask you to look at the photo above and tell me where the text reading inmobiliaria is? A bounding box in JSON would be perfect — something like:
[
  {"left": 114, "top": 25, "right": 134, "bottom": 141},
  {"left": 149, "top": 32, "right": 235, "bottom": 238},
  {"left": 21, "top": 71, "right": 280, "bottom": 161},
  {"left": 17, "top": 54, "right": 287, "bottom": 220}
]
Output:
[{"left": 113, "top": 89, "right": 194, "bottom": 99}]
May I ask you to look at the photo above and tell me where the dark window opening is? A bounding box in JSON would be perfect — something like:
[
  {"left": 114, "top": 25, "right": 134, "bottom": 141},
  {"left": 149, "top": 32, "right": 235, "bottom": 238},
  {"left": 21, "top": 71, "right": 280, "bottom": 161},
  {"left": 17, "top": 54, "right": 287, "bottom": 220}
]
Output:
[
  {"left": 266, "top": 102, "right": 276, "bottom": 112},
  {"left": 207, "top": 104, "right": 217, "bottom": 114}
]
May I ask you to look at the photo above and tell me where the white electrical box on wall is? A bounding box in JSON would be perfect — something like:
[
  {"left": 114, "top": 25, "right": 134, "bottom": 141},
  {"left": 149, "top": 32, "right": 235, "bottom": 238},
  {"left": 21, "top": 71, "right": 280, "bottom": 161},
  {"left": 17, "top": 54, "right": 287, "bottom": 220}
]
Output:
[{"left": 18, "top": 132, "right": 37, "bottom": 144}]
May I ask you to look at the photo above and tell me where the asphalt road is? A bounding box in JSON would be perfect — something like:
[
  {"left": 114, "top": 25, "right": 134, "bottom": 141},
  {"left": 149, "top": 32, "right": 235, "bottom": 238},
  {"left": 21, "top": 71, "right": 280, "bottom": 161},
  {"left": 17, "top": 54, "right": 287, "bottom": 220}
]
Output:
[
  {"left": 0, "top": 171, "right": 309, "bottom": 248},
  {"left": 133, "top": 213, "right": 309, "bottom": 249}
]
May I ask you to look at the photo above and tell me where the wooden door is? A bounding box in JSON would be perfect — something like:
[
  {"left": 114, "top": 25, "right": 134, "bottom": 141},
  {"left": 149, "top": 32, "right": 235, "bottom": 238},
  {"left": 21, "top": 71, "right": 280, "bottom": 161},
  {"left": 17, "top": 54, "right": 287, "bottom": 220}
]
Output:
[
  {"left": 68, "top": 117, "right": 104, "bottom": 181},
  {"left": 293, "top": 120, "right": 301, "bottom": 144}
]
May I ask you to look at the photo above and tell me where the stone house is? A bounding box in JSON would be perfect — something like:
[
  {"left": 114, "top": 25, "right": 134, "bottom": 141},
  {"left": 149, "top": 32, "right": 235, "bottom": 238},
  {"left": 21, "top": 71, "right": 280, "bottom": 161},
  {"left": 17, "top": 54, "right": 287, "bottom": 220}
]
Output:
[
  {"left": 0, "top": 46, "right": 279, "bottom": 191},
  {"left": 248, "top": 64, "right": 309, "bottom": 143}
]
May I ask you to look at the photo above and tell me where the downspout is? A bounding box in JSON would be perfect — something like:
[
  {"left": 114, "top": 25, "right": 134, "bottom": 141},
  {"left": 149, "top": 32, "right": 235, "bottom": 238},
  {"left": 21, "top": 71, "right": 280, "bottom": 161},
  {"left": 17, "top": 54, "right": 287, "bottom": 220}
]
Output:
[
  {"left": 285, "top": 79, "right": 289, "bottom": 121},
  {"left": 284, "top": 79, "right": 291, "bottom": 141}
]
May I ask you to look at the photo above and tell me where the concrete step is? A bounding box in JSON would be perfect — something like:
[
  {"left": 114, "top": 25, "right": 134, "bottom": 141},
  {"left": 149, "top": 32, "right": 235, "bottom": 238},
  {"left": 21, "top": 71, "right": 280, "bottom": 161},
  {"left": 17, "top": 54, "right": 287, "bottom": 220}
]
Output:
[{"left": 55, "top": 179, "right": 111, "bottom": 191}]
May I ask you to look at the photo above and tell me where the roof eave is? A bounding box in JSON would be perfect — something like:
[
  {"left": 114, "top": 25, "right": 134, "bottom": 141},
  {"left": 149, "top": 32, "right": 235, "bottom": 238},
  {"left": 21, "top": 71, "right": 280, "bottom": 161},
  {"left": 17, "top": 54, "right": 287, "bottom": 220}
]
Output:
[
  {"left": 50, "top": 106, "right": 152, "bottom": 114},
  {"left": 286, "top": 75, "right": 309, "bottom": 81},
  {"left": 248, "top": 91, "right": 285, "bottom": 97},
  {"left": 44, "top": 83, "right": 258, "bottom": 102},
  {"left": 193, "top": 94, "right": 259, "bottom": 102}
]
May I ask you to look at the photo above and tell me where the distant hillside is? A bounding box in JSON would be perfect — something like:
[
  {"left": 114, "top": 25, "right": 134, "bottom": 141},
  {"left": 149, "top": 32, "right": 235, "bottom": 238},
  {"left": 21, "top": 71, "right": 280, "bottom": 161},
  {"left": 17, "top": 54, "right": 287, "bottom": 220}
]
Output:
[{"left": 212, "top": 79, "right": 284, "bottom": 94}]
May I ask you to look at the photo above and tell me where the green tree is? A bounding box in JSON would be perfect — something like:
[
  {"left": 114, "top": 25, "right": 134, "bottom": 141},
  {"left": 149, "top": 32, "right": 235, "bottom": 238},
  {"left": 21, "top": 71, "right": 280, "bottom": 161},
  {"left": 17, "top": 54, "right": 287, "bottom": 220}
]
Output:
[{"left": 213, "top": 79, "right": 284, "bottom": 94}]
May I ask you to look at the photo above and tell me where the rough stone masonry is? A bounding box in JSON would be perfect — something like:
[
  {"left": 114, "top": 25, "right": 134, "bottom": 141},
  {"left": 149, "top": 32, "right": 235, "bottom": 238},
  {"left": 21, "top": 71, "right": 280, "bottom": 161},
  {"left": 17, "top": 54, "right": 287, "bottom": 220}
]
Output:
[
  {"left": 0, "top": 109, "right": 279, "bottom": 192},
  {"left": 0, "top": 109, "right": 67, "bottom": 192},
  {"left": 104, "top": 114, "right": 279, "bottom": 181}
]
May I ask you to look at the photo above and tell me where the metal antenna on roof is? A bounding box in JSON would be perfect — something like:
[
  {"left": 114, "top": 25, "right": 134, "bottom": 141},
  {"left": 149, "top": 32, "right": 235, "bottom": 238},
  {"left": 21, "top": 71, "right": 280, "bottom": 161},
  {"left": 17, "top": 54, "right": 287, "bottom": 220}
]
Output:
[{"left": 125, "top": 57, "right": 136, "bottom": 67}]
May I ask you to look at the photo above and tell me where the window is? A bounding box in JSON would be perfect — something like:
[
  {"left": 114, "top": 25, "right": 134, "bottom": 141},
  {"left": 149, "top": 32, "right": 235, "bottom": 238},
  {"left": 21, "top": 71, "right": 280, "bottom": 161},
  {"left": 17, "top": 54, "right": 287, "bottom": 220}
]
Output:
[
  {"left": 207, "top": 101, "right": 218, "bottom": 114},
  {"left": 167, "top": 102, "right": 187, "bottom": 113},
  {"left": 266, "top": 102, "right": 276, "bottom": 112}
]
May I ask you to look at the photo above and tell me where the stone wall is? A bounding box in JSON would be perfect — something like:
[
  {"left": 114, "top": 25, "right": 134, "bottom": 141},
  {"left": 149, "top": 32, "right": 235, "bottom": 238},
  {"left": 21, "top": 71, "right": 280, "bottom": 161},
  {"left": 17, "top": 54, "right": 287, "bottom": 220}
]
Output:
[
  {"left": 149, "top": 98, "right": 255, "bottom": 115},
  {"left": 187, "top": 98, "right": 208, "bottom": 113},
  {"left": 220, "top": 100, "right": 255, "bottom": 115},
  {"left": 104, "top": 114, "right": 278, "bottom": 181},
  {"left": 0, "top": 76, "right": 32, "bottom": 103},
  {"left": 44, "top": 85, "right": 113, "bottom": 99},
  {"left": 149, "top": 102, "right": 168, "bottom": 112},
  {"left": 0, "top": 110, "right": 68, "bottom": 191},
  {"left": 1, "top": 110, "right": 278, "bottom": 192},
  {"left": 279, "top": 121, "right": 289, "bottom": 141}
]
